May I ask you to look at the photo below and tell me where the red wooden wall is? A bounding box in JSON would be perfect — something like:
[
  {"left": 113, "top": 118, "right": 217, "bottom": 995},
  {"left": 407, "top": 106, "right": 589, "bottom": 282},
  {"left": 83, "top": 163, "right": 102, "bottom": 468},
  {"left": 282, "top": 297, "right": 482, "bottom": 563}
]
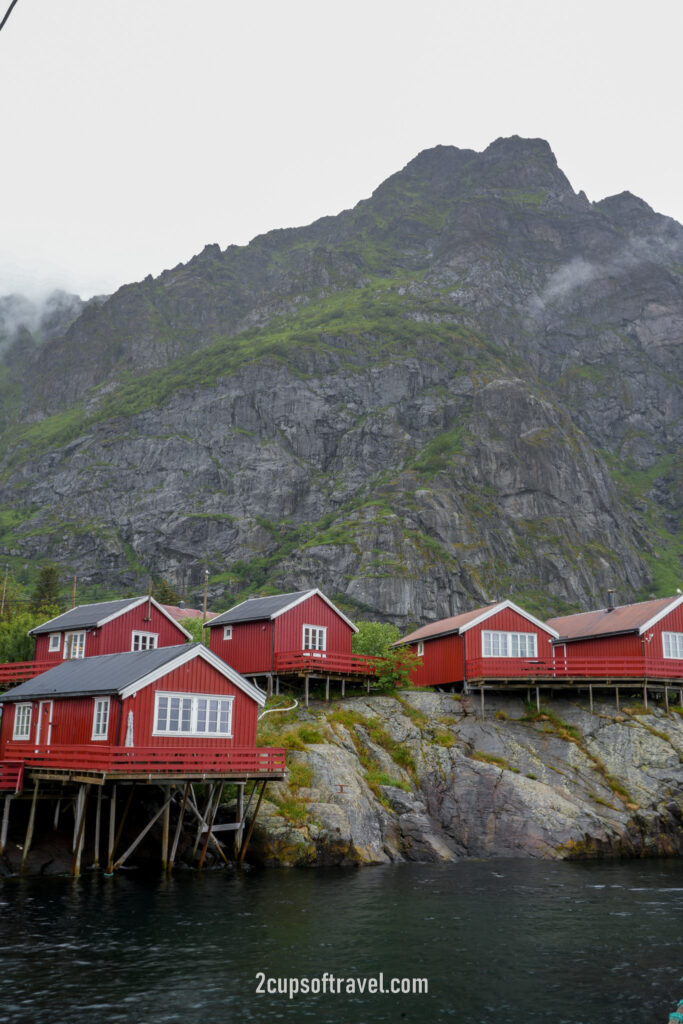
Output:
[
  {"left": 463, "top": 607, "right": 554, "bottom": 663},
  {"left": 409, "top": 633, "right": 464, "bottom": 688},
  {"left": 34, "top": 603, "right": 188, "bottom": 662},
  {"left": 274, "top": 594, "right": 353, "bottom": 655},
  {"left": 555, "top": 602, "right": 683, "bottom": 664},
  {"left": 209, "top": 619, "right": 273, "bottom": 675}
]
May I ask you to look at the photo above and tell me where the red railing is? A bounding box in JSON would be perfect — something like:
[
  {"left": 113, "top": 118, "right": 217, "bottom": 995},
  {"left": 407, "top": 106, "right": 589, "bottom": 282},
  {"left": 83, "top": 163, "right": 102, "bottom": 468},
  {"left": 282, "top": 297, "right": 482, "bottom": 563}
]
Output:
[
  {"left": 0, "top": 661, "right": 56, "bottom": 686},
  {"left": 2, "top": 744, "right": 286, "bottom": 776},
  {"left": 0, "top": 760, "right": 24, "bottom": 792},
  {"left": 274, "top": 650, "right": 379, "bottom": 676},
  {"left": 465, "top": 656, "right": 683, "bottom": 682}
]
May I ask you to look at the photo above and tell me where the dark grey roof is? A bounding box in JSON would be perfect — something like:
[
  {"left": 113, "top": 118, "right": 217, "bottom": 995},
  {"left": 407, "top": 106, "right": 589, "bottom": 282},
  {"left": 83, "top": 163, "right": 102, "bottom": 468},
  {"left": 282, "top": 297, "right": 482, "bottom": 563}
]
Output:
[
  {"left": 0, "top": 644, "right": 195, "bottom": 702},
  {"left": 29, "top": 598, "right": 144, "bottom": 635},
  {"left": 208, "top": 590, "right": 313, "bottom": 626}
]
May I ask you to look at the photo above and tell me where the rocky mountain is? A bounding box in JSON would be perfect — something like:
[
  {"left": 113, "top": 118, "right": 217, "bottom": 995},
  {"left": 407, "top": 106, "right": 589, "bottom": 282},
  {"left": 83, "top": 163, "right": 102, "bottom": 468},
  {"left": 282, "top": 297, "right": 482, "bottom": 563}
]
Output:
[{"left": 0, "top": 137, "right": 680, "bottom": 623}]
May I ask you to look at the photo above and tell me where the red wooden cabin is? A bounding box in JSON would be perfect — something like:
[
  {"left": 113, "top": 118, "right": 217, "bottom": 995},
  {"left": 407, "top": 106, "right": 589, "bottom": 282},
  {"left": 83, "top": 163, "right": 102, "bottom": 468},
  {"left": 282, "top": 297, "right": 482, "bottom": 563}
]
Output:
[
  {"left": 394, "top": 600, "right": 559, "bottom": 688},
  {"left": 0, "top": 643, "right": 284, "bottom": 779},
  {"left": 547, "top": 593, "right": 683, "bottom": 680},
  {"left": 206, "top": 589, "right": 373, "bottom": 682}
]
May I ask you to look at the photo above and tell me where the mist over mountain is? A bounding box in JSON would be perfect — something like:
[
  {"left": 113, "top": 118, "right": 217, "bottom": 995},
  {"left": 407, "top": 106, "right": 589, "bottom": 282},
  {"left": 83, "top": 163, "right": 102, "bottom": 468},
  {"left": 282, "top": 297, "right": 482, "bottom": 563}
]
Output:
[{"left": 0, "top": 137, "right": 680, "bottom": 623}]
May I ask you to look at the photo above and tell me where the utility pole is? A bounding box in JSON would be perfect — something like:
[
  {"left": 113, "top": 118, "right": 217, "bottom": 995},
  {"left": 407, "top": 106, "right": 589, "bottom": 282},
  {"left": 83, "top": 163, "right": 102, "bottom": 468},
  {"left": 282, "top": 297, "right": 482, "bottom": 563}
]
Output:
[
  {"left": 202, "top": 569, "right": 209, "bottom": 625},
  {"left": 71, "top": 575, "right": 77, "bottom": 608},
  {"left": 0, "top": 565, "right": 8, "bottom": 617}
]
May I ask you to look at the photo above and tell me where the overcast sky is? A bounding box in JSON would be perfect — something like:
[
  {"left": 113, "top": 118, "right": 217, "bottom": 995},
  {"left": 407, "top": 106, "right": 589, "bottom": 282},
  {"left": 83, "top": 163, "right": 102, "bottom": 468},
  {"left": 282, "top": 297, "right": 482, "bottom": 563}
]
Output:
[{"left": 1, "top": 0, "right": 681, "bottom": 299}]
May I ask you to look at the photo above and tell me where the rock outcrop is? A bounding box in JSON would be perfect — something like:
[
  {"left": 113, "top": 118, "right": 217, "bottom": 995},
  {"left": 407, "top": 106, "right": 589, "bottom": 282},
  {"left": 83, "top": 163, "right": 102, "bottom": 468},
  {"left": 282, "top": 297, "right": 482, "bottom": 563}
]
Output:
[{"left": 250, "top": 691, "right": 683, "bottom": 865}]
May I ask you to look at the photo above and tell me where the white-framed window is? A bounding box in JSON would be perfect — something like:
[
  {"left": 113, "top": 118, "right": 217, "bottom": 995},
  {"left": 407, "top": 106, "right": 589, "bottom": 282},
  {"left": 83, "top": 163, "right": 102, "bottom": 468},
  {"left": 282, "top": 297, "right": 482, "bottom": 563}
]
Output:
[
  {"left": 91, "top": 697, "right": 111, "bottom": 740},
  {"left": 662, "top": 632, "right": 683, "bottom": 659},
  {"left": 482, "top": 631, "right": 537, "bottom": 658},
  {"left": 13, "top": 703, "right": 32, "bottom": 741},
  {"left": 223, "top": 626, "right": 233, "bottom": 640},
  {"left": 131, "top": 631, "right": 158, "bottom": 652},
  {"left": 153, "top": 692, "right": 234, "bottom": 737},
  {"left": 48, "top": 633, "right": 61, "bottom": 652},
  {"left": 417, "top": 641, "right": 425, "bottom": 656},
  {"left": 302, "top": 625, "right": 327, "bottom": 651},
  {"left": 63, "top": 631, "right": 86, "bottom": 659}
]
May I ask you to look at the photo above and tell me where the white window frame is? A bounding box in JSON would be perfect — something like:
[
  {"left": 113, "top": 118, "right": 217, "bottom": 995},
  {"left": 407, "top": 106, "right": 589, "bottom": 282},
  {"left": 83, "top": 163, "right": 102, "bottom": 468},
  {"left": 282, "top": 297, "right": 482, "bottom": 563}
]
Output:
[
  {"left": 302, "top": 625, "right": 327, "bottom": 651},
  {"left": 63, "top": 631, "right": 86, "bottom": 659},
  {"left": 223, "top": 626, "right": 233, "bottom": 640},
  {"left": 131, "top": 631, "right": 158, "bottom": 652},
  {"left": 417, "top": 641, "right": 424, "bottom": 656},
  {"left": 13, "top": 703, "right": 32, "bottom": 741},
  {"left": 48, "top": 633, "right": 61, "bottom": 652},
  {"left": 152, "top": 691, "right": 234, "bottom": 738},
  {"left": 662, "top": 632, "right": 683, "bottom": 659},
  {"left": 91, "top": 697, "right": 111, "bottom": 741},
  {"left": 482, "top": 631, "right": 538, "bottom": 658}
]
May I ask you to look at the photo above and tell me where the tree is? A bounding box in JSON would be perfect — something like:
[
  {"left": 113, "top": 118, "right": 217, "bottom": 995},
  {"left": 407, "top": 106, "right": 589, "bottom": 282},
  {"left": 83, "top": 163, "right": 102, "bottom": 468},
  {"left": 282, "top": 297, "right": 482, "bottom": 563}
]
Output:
[
  {"left": 155, "top": 578, "right": 181, "bottom": 605},
  {"left": 0, "top": 569, "right": 27, "bottom": 620},
  {"left": 30, "top": 566, "right": 62, "bottom": 612},
  {"left": 375, "top": 646, "right": 422, "bottom": 689},
  {"left": 351, "top": 620, "right": 401, "bottom": 658},
  {"left": 178, "top": 617, "right": 207, "bottom": 644},
  {"left": 0, "top": 611, "right": 42, "bottom": 662}
]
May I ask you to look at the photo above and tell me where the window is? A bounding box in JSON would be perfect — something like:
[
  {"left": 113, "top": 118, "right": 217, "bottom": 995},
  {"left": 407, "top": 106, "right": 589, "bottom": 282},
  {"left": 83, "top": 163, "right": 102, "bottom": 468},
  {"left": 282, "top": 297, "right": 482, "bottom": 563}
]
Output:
[
  {"left": 223, "top": 626, "right": 233, "bottom": 640},
  {"left": 302, "top": 625, "right": 327, "bottom": 651},
  {"left": 417, "top": 641, "right": 425, "bottom": 656},
  {"left": 482, "top": 631, "right": 537, "bottom": 658},
  {"left": 662, "top": 632, "right": 683, "bottom": 659},
  {"left": 91, "top": 697, "right": 110, "bottom": 740},
  {"left": 63, "top": 631, "right": 86, "bottom": 659},
  {"left": 48, "top": 633, "right": 61, "bottom": 652},
  {"left": 153, "top": 692, "right": 233, "bottom": 737},
  {"left": 13, "top": 703, "right": 32, "bottom": 741},
  {"left": 131, "top": 631, "right": 158, "bottom": 652}
]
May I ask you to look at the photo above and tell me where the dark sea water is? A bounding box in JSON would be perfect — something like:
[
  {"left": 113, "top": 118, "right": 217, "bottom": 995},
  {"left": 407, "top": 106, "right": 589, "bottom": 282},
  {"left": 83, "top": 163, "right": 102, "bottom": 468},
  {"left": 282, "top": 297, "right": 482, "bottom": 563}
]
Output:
[{"left": 1, "top": 859, "right": 682, "bottom": 1024}]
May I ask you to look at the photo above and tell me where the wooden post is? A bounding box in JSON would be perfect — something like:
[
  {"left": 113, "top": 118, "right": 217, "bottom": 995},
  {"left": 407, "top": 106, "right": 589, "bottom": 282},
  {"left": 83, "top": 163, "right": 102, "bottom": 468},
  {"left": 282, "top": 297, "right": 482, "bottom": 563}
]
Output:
[
  {"left": 192, "top": 784, "right": 216, "bottom": 859},
  {"left": 266, "top": 674, "right": 273, "bottom": 698},
  {"left": 275, "top": 676, "right": 280, "bottom": 696},
  {"left": 161, "top": 791, "right": 171, "bottom": 871},
  {"left": 535, "top": 687, "right": 540, "bottom": 713},
  {"left": 366, "top": 676, "right": 370, "bottom": 695},
  {"left": 73, "top": 785, "right": 86, "bottom": 852},
  {"left": 106, "top": 785, "right": 117, "bottom": 874},
  {"left": 184, "top": 787, "right": 230, "bottom": 866},
  {"left": 679, "top": 688, "right": 683, "bottom": 708},
  {"left": 53, "top": 798, "right": 61, "bottom": 831},
  {"left": 664, "top": 686, "right": 669, "bottom": 713},
  {"left": 0, "top": 795, "right": 11, "bottom": 855},
  {"left": 304, "top": 677, "right": 309, "bottom": 708},
  {"left": 341, "top": 678, "right": 345, "bottom": 698},
  {"left": 93, "top": 787, "right": 102, "bottom": 869},
  {"left": 198, "top": 783, "right": 223, "bottom": 871},
  {"left": 113, "top": 794, "right": 174, "bottom": 872},
  {"left": 480, "top": 688, "right": 485, "bottom": 721},
  {"left": 234, "top": 783, "right": 245, "bottom": 857},
  {"left": 71, "top": 784, "right": 90, "bottom": 878},
  {"left": 168, "top": 782, "right": 190, "bottom": 872},
  {"left": 643, "top": 684, "right": 648, "bottom": 711},
  {"left": 615, "top": 687, "right": 620, "bottom": 711},
  {"left": 325, "top": 676, "right": 330, "bottom": 702},
  {"left": 108, "top": 783, "right": 136, "bottom": 873},
  {"left": 589, "top": 685, "right": 594, "bottom": 714},
  {"left": 237, "top": 781, "right": 267, "bottom": 867},
  {"left": 21, "top": 780, "right": 40, "bottom": 872}
]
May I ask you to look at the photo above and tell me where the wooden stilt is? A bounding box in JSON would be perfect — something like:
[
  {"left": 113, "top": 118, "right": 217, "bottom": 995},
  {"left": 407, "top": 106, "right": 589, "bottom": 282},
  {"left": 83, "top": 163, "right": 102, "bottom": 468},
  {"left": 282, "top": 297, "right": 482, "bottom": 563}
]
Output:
[
  {"left": 198, "top": 783, "right": 223, "bottom": 871},
  {"left": 535, "top": 687, "right": 540, "bottom": 712},
  {"left": 341, "top": 678, "right": 345, "bottom": 698},
  {"left": 325, "top": 676, "right": 330, "bottom": 702},
  {"left": 304, "top": 677, "right": 309, "bottom": 708},
  {"left": 679, "top": 688, "right": 682, "bottom": 707},
  {"left": 21, "top": 780, "right": 40, "bottom": 872},
  {"left": 366, "top": 676, "right": 370, "bottom": 695},
  {"left": 70, "top": 784, "right": 90, "bottom": 878},
  {"left": 73, "top": 785, "right": 86, "bottom": 852},
  {"left": 108, "top": 783, "right": 136, "bottom": 872},
  {"left": 53, "top": 798, "right": 61, "bottom": 831},
  {"left": 168, "top": 782, "right": 190, "bottom": 873},
  {"left": 643, "top": 684, "right": 648, "bottom": 711},
  {"left": 93, "top": 787, "right": 102, "bottom": 869},
  {"left": 106, "top": 785, "right": 117, "bottom": 874},
  {"left": 480, "top": 688, "right": 485, "bottom": 721},
  {"left": 589, "top": 685, "right": 594, "bottom": 714},
  {"left": 615, "top": 687, "right": 620, "bottom": 711},
  {"left": 237, "top": 781, "right": 267, "bottom": 867},
  {"left": 0, "top": 795, "right": 12, "bottom": 855},
  {"left": 113, "top": 793, "right": 174, "bottom": 872},
  {"left": 161, "top": 791, "right": 171, "bottom": 871},
  {"left": 192, "top": 784, "right": 216, "bottom": 859},
  {"left": 234, "top": 783, "right": 245, "bottom": 857},
  {"left": 266, "top": 674, "right": 273, "bottom": 698},
  {"left": 183, "top": 788, "right": 230, "bottom": 866},
  {"left": 664, "top": 686, "right": 669, "bottom": 713},
  {"left": 275, "top": 676, "right": 280, "bottom": 696}
]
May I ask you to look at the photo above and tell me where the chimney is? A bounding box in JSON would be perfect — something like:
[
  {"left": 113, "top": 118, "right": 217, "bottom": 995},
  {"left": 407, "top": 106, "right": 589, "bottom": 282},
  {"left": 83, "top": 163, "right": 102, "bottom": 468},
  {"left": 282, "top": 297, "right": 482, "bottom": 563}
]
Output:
[
  {"left": 607, "top": 589, "right": 616, "bottom": 612},
  {"left": 178, "top": 600, "right": 186, "bottom": 609}
]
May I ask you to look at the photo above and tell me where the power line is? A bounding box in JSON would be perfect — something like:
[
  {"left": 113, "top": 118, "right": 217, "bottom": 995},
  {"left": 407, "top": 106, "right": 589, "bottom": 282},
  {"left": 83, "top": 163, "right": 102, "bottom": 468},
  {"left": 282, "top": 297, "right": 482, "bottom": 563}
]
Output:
[{"left": 0, "top": 0, "right": 20, "bottom": 35}]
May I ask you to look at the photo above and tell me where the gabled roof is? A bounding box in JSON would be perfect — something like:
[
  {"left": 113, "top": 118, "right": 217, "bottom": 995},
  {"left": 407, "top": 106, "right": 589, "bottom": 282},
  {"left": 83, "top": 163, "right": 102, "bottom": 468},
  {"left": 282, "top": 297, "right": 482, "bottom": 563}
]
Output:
[
  {"left": 547, "top": 594, "right": 683, "bottom": 642},
  {"left": 0, "top": 643, "right": 266, "bottom": 706},
  {"left": 29, "top": 596, "right": 192, "bottom": 640},
  {"left": 207, "top": 589, "right": 358, "bottom": 632},
  {"left": 395, "top": 600, "right": 559, "bottom": 646}
]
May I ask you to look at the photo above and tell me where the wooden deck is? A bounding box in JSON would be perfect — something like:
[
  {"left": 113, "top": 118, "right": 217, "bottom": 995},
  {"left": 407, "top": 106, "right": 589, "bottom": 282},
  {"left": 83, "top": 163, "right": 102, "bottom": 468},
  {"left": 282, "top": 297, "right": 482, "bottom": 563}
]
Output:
[
  {"left": 464, "top": 655, "right": 683, "bottom": 684},
  {"left": 273, "top": 650, "right": 379, "bottom": 678}
]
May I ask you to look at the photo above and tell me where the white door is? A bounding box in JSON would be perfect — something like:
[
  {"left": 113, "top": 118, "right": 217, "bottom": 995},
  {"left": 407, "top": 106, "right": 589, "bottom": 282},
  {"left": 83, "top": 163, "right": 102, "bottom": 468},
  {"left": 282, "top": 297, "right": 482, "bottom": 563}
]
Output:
[{"left": 35, "top": 700, "right": 53, "bottom": 745}]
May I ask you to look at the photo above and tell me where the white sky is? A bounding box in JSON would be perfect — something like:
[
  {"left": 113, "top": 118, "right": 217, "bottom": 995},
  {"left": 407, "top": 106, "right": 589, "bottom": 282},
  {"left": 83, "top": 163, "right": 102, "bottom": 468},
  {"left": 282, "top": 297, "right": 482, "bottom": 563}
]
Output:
[{"left": 1, "top": 0, "right": 681, "bottom": 299}]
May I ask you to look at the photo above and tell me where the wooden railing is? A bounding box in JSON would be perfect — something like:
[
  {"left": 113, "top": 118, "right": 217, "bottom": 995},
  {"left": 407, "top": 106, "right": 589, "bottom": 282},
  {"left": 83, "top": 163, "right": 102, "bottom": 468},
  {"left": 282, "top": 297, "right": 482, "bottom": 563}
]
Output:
[
  {"left": 0, "top": 760, "right": 24, "bottom": 792},
  {"left": 465, "top": 656, "right": 683, "bottom": 682},
  {"left": 0, "top": 660, "right": 56, "bottom": 686},
  {"left": 274, "top": 650, "right": 379, "bottom": 676},
  {"left": 2, "top": 744, "right": 286, "bottom": 776}
]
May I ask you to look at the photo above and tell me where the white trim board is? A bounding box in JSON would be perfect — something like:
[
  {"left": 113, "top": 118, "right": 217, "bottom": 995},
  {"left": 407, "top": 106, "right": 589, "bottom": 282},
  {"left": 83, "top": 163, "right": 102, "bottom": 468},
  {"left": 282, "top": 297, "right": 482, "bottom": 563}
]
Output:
[
  {"left": 638, "top": 595, "right": 683, "bottom": 635},
  {"left": 457, "top": 600, "right": 559, "bottom": 639},
  {"left": 119, "top": 644, "right": 266, "bottom": 706}
]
